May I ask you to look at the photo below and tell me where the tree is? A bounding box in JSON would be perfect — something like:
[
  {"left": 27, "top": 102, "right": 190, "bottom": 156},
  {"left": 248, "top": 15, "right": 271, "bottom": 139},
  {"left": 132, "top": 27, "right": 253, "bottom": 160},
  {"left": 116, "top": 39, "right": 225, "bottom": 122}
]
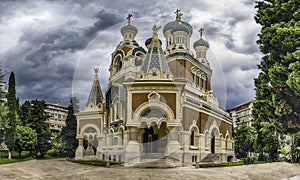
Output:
[
  {"left": 0, "top": 65, "right": 7, "bottom": 144},
  {"left": 254, "top": 0, "right": 300, "bottom": 161},
  {"left": 15, "top": 125, "right": 37, "bottom": 157},
  {"left": 20, "top": 100, "right": 51, "bottom": 158},
  {"left": 0, "top": 64, "right": 5, "bottom": 104},
  {"left": 61, "top": 98, "right": 78, "bottom": 157},
  {"left": 234, "top": 124, "right": 256, "bottom": 159},
  {"left": 0, "top": 104, "right": 8, "bottom": 145},
  {"left": 30, "top": 100, "right": 51, "bottom": 158},
  {"left": 19, "top": 101, "right": 32, "bottom": 126},
  {"left": 5, "top": 71, "right": 19, "bottom": 159}
]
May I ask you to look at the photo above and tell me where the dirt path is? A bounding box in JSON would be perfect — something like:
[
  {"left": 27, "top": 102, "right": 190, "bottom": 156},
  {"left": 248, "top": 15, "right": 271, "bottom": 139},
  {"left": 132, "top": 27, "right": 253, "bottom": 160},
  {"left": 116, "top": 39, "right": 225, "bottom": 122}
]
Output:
[{"left": 0, "top": 158, "right": 299, "bottom": 180}]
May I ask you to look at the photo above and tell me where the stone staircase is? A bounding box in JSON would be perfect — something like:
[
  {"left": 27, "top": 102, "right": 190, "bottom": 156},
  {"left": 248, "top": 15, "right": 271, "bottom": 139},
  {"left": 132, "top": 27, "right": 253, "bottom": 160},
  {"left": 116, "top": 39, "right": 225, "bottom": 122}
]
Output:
[
  {"left": 135, "top": 158, "right": 174, "bottom": 168},
  {"left": 135, "top": 153, "right": 174, "bottom": 168},
  {"left": 142, "top": 153, "right": 164, "bottom": 159},
  {"left": 201, "top": 154, "right": 220, "bottom": 163}
]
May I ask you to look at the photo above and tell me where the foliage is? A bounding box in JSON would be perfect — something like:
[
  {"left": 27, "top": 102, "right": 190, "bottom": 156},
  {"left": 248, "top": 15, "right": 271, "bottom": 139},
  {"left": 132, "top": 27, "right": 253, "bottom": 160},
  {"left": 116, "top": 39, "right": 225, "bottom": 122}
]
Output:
[
  {"left": 290, "top": 132, "right": 300, "bottom": 162},
  {"left": 50, "top": 130, "right": 63, "bottom": 153},
  {"left": 15, "top": 125, "right": 37, "bottom": 157},
  {"left": 234, "top": 124, "right": 256, "bottom": 159},
  {"left": 66, "top": 157, "right": 121, "bottom": 167},
  {"left": 19, "top": 100, "right": 32, "bottom": 126},
  {"left": 61, "top": 98, "right": 78, "bottom": 157},
  {"left": 31, "top": 100, "right": 52, "bottom": 158},
  {"left": 243, "top": 157, "right": 255, "bottom": 164},
  {"left": 0, "top": 104, "right": 8, "bottom": 144},
  {"left": 195, "top": 160, "right": 244, "bottom": 168},
  {"left": 0, "top": 151, "right": 34, "bottom": 165},
  {"left": 20, "top": 100, "right": 51, "bottom": 158},
  {"left": 0, "top": 150, "right": 65, "bottom": 165},
  {"left": 4, "top": 72, "right": 19, "bottom": 158},
  {"left": 253, "top": 0, "right": 300, "bottom": 162},
  {"left": 0, "top": 64, "right": 5, "bottom": 104}
]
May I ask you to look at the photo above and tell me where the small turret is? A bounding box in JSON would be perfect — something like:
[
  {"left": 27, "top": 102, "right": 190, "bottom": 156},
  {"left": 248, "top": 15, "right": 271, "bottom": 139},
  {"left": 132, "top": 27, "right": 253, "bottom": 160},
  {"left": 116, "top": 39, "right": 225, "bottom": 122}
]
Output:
[
  {"left": 120, "top": 13, "right": 137, "bottom": 41},
  {"left": 193, "top": 28, "right": 209, "bottom": 57},
  {"left": 85, "top": 68, "right": 104, "bottom": 111},
  {"left": 193, "top": 28, "right": 210, "bottom": 67}
]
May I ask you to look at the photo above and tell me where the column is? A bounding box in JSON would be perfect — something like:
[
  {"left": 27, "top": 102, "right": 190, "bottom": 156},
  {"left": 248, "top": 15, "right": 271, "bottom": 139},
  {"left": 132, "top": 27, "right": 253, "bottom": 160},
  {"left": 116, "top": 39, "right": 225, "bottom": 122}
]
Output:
[
  {"left": 124, "top": 127, "right": 141, "bottom": 166},
  {"left": 75, "top": 135, "right": 85, "bottom": 159}
]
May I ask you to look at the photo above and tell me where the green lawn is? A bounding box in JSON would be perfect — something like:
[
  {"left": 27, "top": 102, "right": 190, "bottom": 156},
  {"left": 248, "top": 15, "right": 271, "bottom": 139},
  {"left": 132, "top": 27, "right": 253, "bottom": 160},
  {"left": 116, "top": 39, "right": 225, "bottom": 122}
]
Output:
[
  {"left": 0, "top": 150, "right": 66, "bottom": 165},
  {"left": 0, "top": 151, "right": 34, "bottom": 165}
]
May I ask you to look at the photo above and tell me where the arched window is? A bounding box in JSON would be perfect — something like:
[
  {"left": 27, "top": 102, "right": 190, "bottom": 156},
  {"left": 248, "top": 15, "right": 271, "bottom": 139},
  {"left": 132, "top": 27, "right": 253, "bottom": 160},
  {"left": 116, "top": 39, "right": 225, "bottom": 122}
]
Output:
[
  {"left": 225, "top": 135, "right": 229, "bottom": 149},
  {"left": 119, "top": 127, "right": 124, "bottom": 146},
  {"left": 190, "top": 128, "right": 195, "bottom": 146}
]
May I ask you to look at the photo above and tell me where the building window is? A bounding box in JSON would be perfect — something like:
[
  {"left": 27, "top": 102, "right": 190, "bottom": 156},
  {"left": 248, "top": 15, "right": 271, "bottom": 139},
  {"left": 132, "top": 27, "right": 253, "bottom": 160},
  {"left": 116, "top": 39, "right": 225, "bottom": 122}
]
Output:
[
  {"left": 190, "top": 128, "right": 195, "bottom": 146},
  {"left": 192, "top": 155, "right": 198, "bottom": 162},
  {"left": 202, "top": 80, "right": 206, "bottom": 89}
]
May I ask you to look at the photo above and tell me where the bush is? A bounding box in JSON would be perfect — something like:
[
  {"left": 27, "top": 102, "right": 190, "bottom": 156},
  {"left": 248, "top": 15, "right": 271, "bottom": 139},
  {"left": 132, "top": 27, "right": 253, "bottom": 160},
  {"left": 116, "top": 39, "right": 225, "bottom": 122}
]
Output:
[
  {"left": 66, "top": 157, "right": 110, "bottom": 167},
  {"left": 243, "top": 157, "right": 256, "bottom": 164},
  {"left": 196, "top": 161, "right": 244, "bottom": 168}
]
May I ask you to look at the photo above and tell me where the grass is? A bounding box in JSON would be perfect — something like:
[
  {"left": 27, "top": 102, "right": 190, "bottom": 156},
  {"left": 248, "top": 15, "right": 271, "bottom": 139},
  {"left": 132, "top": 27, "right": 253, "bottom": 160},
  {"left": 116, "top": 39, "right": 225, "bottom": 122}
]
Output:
[
  {"left": 0, "top": 151, "right": 34, "bottom": 165},
  {"left": 0, "top": 150, "right": 66, "bottom": 165}
]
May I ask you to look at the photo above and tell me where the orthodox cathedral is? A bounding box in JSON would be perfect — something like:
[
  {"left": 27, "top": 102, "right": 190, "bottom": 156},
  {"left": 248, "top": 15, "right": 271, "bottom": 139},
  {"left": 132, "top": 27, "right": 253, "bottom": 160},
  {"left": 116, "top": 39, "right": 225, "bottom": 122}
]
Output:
[{"left": 75, "top": 10, "right": 234, "bottom": 167}]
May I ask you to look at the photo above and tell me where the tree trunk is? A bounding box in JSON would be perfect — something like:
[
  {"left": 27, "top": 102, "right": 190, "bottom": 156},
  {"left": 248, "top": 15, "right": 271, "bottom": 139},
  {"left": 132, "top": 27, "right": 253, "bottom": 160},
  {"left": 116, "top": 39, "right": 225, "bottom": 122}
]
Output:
[
  {"left": 8, "top": 150, "right": 11, "bottom": 159},
  {"left": 18, "top": 150, "right": 21, "bottom": 158}
]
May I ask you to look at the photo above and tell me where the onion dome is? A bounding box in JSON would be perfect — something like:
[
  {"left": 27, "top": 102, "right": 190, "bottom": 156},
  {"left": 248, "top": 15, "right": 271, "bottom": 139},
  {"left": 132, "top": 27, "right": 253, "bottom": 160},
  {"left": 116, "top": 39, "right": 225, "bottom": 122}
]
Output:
[
  {"left": 193, "top": 39, "right": 209, "bottom": 49},
  {"left": 163, "top": 9, "right": 193, "bottom": 35},
  {"left": 120, "top": 14, "right": 137, "bottom": 37},
  {"left": 193, "top": 28, "right": 209, "bottom": 49},
  {"left": 145, "top": 37, "right": 162, "bottom": 48},
  {"left": 121, "top": 24, "right": 137, "bottom": 35}
]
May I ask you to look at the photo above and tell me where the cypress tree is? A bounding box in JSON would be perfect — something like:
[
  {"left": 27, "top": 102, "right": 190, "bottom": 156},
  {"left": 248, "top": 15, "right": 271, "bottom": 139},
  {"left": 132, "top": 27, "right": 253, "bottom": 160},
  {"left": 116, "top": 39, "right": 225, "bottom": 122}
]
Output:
[
  {"left": 5, "top": 71, "right": 19, "bottom": 159},
  {"left": 254, "top": 0, "right": 300, "bottom": 161},
  {"left": 61, "top": 97, "right": 79, "bottom": 157},
  {"left": 30, "top": 100, "right": 51, "bottom": 158}
]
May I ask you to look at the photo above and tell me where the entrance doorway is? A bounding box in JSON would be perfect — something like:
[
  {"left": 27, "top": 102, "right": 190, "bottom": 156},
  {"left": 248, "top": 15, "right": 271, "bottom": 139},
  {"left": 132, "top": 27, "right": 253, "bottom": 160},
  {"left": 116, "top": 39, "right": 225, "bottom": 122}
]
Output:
[
  {"left": 143, "top": 126, "right": 158, "bottom": 153},
  {"left": 211, "top": 131, "right": 215, "bottom": 154}
]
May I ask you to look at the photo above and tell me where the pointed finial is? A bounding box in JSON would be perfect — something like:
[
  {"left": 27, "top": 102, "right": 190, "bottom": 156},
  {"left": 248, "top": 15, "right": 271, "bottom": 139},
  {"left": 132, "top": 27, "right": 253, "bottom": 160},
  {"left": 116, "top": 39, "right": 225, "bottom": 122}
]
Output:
[
  {"left": 175, "top": 9, "right": 183, "bottom": 22},
  {"left": 152, "top": 24, "right": 161, "bottom": 35},
  {"left": 94, "top": 67, "right": 99, "bottom": 75},
  {"left": 127, "top": 13, "right": 132, "bottom": 25},
  {"left": 198, "top": 28, "right": 204, "bottom": 39}
]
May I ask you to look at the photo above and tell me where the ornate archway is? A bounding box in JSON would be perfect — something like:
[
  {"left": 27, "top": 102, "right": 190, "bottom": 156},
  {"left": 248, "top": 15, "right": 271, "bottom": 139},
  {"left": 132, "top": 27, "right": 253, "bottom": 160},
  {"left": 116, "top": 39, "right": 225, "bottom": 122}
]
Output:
[{"left": 81, "top": 124, "right": 100, "bottom": 155}]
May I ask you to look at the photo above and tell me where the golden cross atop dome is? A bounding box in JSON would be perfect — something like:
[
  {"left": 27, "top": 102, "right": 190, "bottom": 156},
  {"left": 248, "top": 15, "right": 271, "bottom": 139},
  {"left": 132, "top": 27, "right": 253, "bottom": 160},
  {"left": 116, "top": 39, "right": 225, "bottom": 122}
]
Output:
[
  {"left": 198, "top": 28, "right": 204, "bottom": 39},
  {"left": 94, "top": 67, "right": 99, "bottom": 75},
  {"left": 127, "top": 13, "right": 132, "bottom": 24},
  {"left": 175, "top": 9, "right": 183, "bottom": 22}
]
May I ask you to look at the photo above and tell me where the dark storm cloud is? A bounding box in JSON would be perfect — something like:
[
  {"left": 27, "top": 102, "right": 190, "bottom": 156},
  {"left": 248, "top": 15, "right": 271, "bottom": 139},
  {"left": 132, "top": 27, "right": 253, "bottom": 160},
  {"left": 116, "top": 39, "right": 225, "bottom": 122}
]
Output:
[
  {"left": 0, "top": 0, "right": 122, "bottom": 105},
  {"left": 0, "top": 0, "right": 261, "bottom": 109}
]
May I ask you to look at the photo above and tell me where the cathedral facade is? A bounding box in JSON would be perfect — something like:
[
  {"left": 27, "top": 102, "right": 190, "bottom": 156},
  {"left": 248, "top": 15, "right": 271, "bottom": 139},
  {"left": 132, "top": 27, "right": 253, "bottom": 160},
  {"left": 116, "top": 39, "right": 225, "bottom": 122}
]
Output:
[{"left": 75, "top": 10, "right": 234, "bottom": 167}]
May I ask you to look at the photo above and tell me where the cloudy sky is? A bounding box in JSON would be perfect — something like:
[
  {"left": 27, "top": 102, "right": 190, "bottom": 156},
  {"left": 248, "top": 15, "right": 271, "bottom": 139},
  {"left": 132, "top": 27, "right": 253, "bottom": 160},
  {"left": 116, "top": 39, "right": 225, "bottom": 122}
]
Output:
[{"left": 0, "top": 0, "right": 262, "bottom": 110}]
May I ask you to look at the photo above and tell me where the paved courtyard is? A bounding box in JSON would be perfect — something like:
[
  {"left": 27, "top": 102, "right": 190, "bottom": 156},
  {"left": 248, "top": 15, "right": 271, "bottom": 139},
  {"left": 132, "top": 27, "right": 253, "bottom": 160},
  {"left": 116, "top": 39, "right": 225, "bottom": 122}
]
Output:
[{"left": 0, "top": 158, "right": 299, "bottom": 180}]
